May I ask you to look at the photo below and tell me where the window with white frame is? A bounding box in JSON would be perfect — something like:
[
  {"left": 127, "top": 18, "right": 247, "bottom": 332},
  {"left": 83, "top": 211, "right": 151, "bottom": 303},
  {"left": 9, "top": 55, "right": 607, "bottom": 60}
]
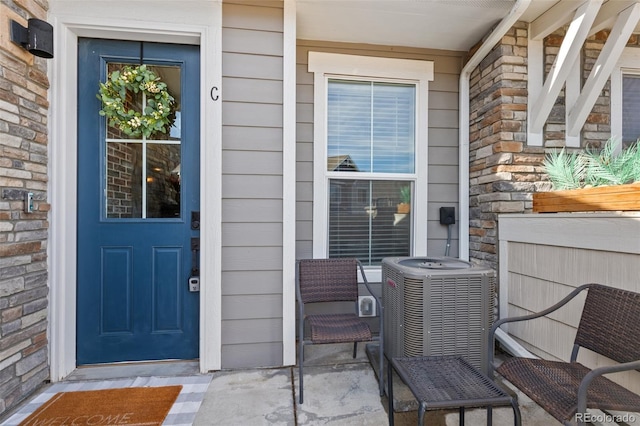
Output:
[
  {"left": 622, "top": 73, "right": 640, "bottom": 145},
  {"left": 612, "top": 48, "right": 640, "bottom": 148},
  {"left": 308, "top": 52, "right": 434, "bottom": 272}
]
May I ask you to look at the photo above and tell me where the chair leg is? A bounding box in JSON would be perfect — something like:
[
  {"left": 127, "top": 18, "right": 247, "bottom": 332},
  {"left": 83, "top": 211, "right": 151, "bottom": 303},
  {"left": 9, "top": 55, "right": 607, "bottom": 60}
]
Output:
[
  {"left": 378, "top": 342, "right": 384, "bottom": 396},
  {"left": 298, "top": 339, "right": 304, "bottom": 404},
  {"left": 419, "top": 403, "right": 427, "bottom": 426},
  {"left": 298, "top": 311, "right": 306, "bottom": 404},
  {"left": 353, "top": 341, "right": 358, "bottom": 358},
  {"left": 511, "top": 399, "right": 521, "bottom": 426}
]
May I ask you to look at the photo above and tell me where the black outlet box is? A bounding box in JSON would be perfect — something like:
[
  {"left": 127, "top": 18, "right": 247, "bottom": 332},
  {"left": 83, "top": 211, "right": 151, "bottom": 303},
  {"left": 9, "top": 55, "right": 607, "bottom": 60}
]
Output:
[{"left": 439, "top": 207, "right": 456, "bottom": 225}]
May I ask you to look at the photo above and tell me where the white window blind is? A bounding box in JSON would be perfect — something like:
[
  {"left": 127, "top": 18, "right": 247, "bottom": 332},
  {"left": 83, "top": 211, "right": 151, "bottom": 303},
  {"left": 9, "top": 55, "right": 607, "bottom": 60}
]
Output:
[
  {"left": 327, "top": 80, "right": 415, "bottom": 173},
  {"left": 328, "top": 179, "right": 412, "bottom": 265},
  {"left": 326, "top": 80, "right": 416, "bottom": 266}
]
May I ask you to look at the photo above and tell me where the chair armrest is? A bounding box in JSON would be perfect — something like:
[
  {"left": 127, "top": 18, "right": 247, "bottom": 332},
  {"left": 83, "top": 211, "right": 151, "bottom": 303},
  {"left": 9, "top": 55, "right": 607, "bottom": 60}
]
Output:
[
  {"left": 576, "top": 359, "right": 640, "bottom": 420},
  {"left": 487, "top": 283, "right": 594, "bottom": 374}
]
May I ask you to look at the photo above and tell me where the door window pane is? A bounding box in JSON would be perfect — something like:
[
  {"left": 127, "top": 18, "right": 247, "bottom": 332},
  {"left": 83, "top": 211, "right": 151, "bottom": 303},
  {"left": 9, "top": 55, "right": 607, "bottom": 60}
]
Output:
[
  {"left": 327, "top": 80, "right": 415, "bottom": 173},
  {"left": 329, "top": 179, "right": 411, "bottom": 266},
  {"left": 103, "top": 62, "right": 182, "bottom": 219},
  {"left": 146, "top": 144, "right": 181, "bottom": 218},
  {"left": 106, "top": 142, "right": 142, "bottom": 218}
]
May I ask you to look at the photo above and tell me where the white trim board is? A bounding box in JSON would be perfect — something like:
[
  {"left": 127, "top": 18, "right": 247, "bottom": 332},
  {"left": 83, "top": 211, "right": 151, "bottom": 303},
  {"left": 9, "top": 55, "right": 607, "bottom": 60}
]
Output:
[
  {"left": 48, "top": 7, "right": 223, "bottom": 381},
  {"left": 282, "top": 0, "right": 297, "bottom": 367},
  {"left": 499, "top": 213, "right": 640, "bottom": 254}
]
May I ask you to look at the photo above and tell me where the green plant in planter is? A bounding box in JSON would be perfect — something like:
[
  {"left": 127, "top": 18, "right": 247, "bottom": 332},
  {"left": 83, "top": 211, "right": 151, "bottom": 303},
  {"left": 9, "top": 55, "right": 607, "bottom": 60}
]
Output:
[
  {"left": 399, "top": 185, "right": 411, "bottom": 204},
  {"left": 397, "top": 185, "right": 411, "bottom": 213},
  {"left": 543, "top": 138, "right": 640, "bottom": 190}
]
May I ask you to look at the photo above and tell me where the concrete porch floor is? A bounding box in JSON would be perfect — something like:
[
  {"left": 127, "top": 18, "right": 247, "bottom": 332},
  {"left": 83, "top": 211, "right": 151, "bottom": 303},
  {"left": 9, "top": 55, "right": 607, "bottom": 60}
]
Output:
[
  {"left": 193, "top": 343, "right": 559, "bottom": 426},
  {"left": 2, "top": 344, "right": 562, "bottom": 425}
]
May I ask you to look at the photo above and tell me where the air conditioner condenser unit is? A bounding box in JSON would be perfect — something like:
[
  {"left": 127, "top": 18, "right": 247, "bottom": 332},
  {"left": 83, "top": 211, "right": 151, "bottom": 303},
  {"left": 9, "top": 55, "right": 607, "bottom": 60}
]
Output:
[{"left": 382, "top": 257, "right": 495, "bottom": 373}]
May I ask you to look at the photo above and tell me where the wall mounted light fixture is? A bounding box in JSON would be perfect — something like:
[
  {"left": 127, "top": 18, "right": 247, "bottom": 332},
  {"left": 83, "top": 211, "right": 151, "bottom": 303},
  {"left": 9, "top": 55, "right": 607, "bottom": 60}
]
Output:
[{"left": 10, "top": 18, "right": 54, "bottom": 59}]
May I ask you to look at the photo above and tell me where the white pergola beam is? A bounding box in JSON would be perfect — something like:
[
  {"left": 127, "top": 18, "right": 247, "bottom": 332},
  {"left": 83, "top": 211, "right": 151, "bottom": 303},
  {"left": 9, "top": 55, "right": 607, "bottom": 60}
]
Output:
[
  {"left": 590, "top": 0, "right": 639, "bottom": 36},
  {"left": 565, "top": 57, "right": 581, "bottom": 147},
  {"left": 567, "top": 2, "right": 640, "bottom": 137},
  {"left": 530, "top": 0, "right": 603, "bottom": 134},
  {"left": 527, "top": 36, "right": 544, "bottom": 146},
  {"left": 529, "top": 0, "right": 586, "bottom": 40}
]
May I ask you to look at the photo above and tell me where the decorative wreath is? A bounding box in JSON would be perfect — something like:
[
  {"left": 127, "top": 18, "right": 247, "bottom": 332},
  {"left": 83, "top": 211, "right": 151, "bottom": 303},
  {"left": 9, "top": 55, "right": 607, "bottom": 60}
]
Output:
[{"left": 97, "top": 64, "right": 175, "bottom": 138}]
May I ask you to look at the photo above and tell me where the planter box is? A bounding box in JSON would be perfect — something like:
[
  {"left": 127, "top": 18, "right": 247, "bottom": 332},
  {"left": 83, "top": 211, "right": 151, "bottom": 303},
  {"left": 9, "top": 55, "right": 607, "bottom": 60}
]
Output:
[{"left": 532, "top": 182, "right": 640, "bottom": 213}]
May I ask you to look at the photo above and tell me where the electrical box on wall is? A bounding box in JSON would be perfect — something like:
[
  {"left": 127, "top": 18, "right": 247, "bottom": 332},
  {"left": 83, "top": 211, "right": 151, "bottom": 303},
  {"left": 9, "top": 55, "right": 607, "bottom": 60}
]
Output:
[
  {"left": 439, "top": 206, "right": 455, "bottom": 225},
  {"left": 358, "top": 296, "right": 376, "bottom": 317}
]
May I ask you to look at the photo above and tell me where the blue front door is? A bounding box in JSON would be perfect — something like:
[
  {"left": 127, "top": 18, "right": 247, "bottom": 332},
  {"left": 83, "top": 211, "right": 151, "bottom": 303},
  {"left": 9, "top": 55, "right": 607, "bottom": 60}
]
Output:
[{"left": 77, "top": 39, "right": 200, "bottom": 364}]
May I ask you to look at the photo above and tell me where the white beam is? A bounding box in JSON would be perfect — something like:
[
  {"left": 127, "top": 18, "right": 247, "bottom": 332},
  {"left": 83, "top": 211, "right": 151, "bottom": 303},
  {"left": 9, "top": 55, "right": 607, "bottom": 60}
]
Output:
[
  {"left": 567, "top": 2, "right": 640, "bottom": 137},
  {"left": 527, "top": 36, "right": 544, "bottom": 146},
  {"left": 590, "top": 0, "right": 639, "bottom": 36},
  {"left": 530, "top": 0, "right": 603, "bottom": 134},
  {"left": 529, "top": 0, "right": 586, "bottom": 40},
  {"left": 566, "top": 57, "right": 581, "bottom": 146}
]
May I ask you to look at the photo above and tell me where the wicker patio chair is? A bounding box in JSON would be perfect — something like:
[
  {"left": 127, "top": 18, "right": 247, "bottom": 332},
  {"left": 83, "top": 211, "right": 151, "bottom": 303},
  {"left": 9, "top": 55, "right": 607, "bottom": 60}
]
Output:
[
  {"left": 488, "top": 283, "right": 640, "bottom": 426},
  {"left": 296, "top": 258, "right": 384, "bottom": 404}
]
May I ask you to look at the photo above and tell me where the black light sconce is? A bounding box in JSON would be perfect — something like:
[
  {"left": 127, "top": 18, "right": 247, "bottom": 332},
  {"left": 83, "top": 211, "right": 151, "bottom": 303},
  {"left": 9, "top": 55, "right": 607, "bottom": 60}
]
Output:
[{"left": 10, "top": 18, "right": 54, "bottom": 59}]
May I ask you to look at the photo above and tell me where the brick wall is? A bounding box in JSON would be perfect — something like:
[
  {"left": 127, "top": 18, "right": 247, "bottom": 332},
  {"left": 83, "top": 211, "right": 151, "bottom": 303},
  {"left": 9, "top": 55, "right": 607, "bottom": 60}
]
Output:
[{"left": 0, "top": 0, "right": 51, "bottom": 418}]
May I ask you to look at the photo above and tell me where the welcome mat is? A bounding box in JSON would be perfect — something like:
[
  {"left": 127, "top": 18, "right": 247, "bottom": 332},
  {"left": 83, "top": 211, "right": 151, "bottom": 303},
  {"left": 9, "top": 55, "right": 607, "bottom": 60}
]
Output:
[{"left": 18, "top": 385, "right": 182, "bottom": 426}]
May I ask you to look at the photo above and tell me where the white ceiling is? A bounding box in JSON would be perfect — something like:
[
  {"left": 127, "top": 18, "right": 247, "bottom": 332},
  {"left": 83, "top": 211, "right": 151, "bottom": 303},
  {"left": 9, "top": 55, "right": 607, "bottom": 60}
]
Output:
[{"left": 296, "top": 0, "right": 561, "bottom": 52}]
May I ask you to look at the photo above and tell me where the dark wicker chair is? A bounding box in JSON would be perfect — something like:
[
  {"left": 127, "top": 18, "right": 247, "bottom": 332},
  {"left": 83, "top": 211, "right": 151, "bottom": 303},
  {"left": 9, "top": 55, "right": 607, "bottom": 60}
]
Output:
[
  {"left": 488, "top": 283, "right": 640, "bottom": 425},
  {"left": 296, "top": 258, "right": 384, "bottom": 404}
]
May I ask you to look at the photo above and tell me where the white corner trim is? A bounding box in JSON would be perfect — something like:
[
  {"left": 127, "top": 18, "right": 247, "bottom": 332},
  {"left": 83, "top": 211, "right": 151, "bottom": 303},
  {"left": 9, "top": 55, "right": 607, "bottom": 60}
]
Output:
[
  {"left": 48, "top": 17, "right": 79, "bottom": 382},
  {"left": 48, "top": 12, "right": 222, "bottom": 381},
  {"left": 199, "top": 10, "right": 223, "bottom": 374},
  {"left": 282, "top": 0, "right": 297, "bottom": 367}
]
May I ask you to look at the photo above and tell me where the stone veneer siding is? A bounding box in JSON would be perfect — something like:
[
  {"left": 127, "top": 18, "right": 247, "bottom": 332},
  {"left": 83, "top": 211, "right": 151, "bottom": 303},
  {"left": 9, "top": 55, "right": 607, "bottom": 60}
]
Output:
[
  {"left": 469, "top": 22, "right": 544, "bottom": 269},
  {"left": 468, "top": 22, "right": 634, "bottom": 270},
  {"left": 0, "top": 0, "right": 51, "bottom": 418}
]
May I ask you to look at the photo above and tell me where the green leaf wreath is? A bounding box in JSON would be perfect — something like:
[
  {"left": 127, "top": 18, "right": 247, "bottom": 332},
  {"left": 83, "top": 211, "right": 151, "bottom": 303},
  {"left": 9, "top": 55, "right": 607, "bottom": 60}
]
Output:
[{"left": 97, "top": 64, "right": 175, "bottom": 138}]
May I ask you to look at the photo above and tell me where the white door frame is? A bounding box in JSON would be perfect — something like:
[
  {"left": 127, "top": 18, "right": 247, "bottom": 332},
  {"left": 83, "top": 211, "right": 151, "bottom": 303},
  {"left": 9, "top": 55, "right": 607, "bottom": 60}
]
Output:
[{"left": 48, "top": 12, "right": 222, "bottom": 381}]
